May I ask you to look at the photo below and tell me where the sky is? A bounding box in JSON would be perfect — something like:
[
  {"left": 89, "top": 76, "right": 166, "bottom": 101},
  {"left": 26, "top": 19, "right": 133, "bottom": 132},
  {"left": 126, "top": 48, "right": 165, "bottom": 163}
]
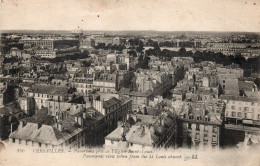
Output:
[{"left": 1, "top": 0, "right": 260, "bottom": 32}]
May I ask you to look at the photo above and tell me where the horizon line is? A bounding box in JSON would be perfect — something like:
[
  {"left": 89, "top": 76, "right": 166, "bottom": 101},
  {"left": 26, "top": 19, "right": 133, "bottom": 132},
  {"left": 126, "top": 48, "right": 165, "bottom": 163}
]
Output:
[{"left": 1, "top": 29, "right": 260, "bottom": 33}]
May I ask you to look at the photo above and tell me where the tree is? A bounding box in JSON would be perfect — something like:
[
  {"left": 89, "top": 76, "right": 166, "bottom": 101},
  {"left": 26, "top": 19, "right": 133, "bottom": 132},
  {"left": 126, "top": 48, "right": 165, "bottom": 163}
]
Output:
[
  {"left": 153, "top": 42, "right": 161, "bottom": 57},
  {"left": 136, "top": 40, "right": 144, "bottom": 55},
  {"left": 178, "top": 47, "right": 186, "bottom": 56},
  {"left": 82, "top": 60, "right": 91, "bottom": 67},
  {"left": 127, "top": 50, "right": 137, "bottom": 57},
  {"left": 136, "top": 55, "right": 150, "bottom": 69}
]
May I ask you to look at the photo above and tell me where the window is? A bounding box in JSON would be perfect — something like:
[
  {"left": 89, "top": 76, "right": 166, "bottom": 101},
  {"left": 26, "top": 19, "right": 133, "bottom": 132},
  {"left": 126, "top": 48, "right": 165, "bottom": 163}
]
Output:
[
  {"left": 244, "top": 113, "right": 247, "bottom": 119},
  {"left": 232, "top": 112, "right": 236, "bottom": 117},
  {"left": 213, "top": 126, "right": 217, "bottom": 133},
  {"left": 251, "top": 108, "right": 254, "bottom": 113},
  {"left": 212, "top": 135, "right": 217, "bottom": 143},
  {"left": 244, "top": 107, "right": 249, "bottom": 111},
  {"left": 204, "top": 125, "right": 208, "bottom": 132},
  {"left": 195, "top": 133, "right": 200, "bottom": 140},
  {"left": 223, "top": 85, "right": 225, "bottom": 89},
  {"left": 111, "top": 140, "right": 114, "bottom": 144},
  {"left": 204, "top": 134, "right": 208, "bottom": 141},
  {"left": 203, "top": 142, "right": 208, "bottom": 148},
  {"left": 223, "top": 80, "right": 225, "bottom": 83},
  {"left": 238, "top": 112, "right": 242, "bottom": 117},
  {"left": 231, "top": 106, "right": 235, "bottom": 110},
  {"left": 188, "top": 123, "right": 192, "bottom": 129},
  {"left": 196, "top": 124, "right": 200, "bottom": 131},
  {"left": 12, "top": 138, "right": 15, "bottom": 143}
]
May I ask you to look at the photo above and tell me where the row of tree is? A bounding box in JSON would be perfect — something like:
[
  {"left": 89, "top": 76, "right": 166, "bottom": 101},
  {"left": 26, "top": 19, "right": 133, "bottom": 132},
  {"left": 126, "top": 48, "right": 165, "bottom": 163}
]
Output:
[
  {"left": 134, "top": 42, "right": 259, "bottom": 75},
  {"left": 94, "top": 43, "right": 126, "bottom": 51}
]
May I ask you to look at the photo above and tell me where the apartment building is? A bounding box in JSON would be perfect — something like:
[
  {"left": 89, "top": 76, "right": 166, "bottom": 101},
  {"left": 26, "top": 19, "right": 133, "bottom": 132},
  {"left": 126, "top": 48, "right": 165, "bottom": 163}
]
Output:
[
  {"left": 24, "top": 84, "right": 69, "bottom": 110},
  {"left": 93, "top": 97, "right": 132, "bottom": 135},
  {"left": 9, "top": 111, "right": 85, "bottom": 149},
  {"left": 105, "top": 109, "right": 178, "bottom": 150},
  {"left": 221, "top": 96, "right": 260, "bottom": 127},
  {"left": 178, "top": 101, "right": 225, "bottom": 151}
]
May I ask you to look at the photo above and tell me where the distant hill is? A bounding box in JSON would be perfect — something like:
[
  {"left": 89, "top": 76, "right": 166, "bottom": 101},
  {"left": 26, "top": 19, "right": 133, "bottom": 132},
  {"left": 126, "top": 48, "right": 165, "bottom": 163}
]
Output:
[{"left": 1, "top": 30, "right": 260, "bottom": 37}]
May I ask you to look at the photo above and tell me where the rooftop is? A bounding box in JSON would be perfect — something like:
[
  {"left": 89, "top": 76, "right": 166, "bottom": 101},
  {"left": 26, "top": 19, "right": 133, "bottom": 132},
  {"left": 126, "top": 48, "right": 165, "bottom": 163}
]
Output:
[
  {"left": 9, "top": 116, "right": 83, "bottom": 146},
  {"left": 103, "top": 97, "right": 121, "bottom": 109},
  {"left": 27, "top": 84, "right": 68, "bottom": 95},
  {"left": 220, "top": 95, "right": 260, "bottom": 102}
]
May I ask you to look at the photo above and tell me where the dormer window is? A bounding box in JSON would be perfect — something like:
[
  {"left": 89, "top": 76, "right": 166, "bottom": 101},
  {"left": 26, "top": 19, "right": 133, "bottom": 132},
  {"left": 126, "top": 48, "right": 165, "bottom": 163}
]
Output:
[
  {"left": 189, "top": 114, "right": 194, "bottom": 120},
  {"left": 205, "top": 116, "right": 208, "bottom": 122}
]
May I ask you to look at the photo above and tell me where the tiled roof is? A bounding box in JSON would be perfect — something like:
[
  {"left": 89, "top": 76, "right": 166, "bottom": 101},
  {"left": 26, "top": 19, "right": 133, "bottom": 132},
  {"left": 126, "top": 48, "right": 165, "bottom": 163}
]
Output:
[
  {"left": 27, "top": 84, "right": 68, "bottom": 95},
  {"left": 179, "top": 101, "right": 223, "bottom": 125},
  {"left": 10, "top": 116, "right": 83, "bottom": 146},
  {"left": 0, "top": 102, "right": 23, "bottom": 116},
  {"left": 106, "top": 110, "right": 177, "bottom": 147},
  {"left": 68, "top": 96, "right": 87, "bottom": 104},
  {"left": 220, "top": 95, "right": 260, "bottom": 102},
  {"left": 24, "top": 112, "right": 54, "bottom": 125},
  {"left": 127, "top": 125, "right": 155, "bottom": 146},
  {"left": 103, "top": 97, "right": 121, "bottom": 109},
  {"left": 120, "top": 88, "right": 153, "bottom": 97}
]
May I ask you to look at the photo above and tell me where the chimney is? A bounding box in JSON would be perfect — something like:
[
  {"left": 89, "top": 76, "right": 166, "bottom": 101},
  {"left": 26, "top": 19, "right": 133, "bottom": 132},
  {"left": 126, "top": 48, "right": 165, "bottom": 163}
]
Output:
[
  {"left": 19, "top": 120, "right": 25, "bottom": 129},
  {"left": 143, "top": 106, "right": 148, "bottom": 115},
  {"left": 121, "top": 122, "right": 126, "bottom": 141},
  {"left": 78, "top": 116, "right": 83, "bottom": 126},
  {"left": 11, "top": 123, "right": 13, "bottom": 133},
  {"left": 54, "top": 117, "right": 58, "bottom": 123},
  {"left": 57, "top": 122, "right": 62, "bottom": 132},
  {"left": 141, "top": 126, "right": 145, "bottom": 137},
  {"left": 37, "top": 123, "right": 42, "bottom": 129},
  {"left": 83, "top": 112, "right": 86, "bottom": 119},
  {"left": 161, "top": 117, "right": 165, "bottom": 127},
  {"left": 126, "top": 114, "right": 130, "bottom": 120}
]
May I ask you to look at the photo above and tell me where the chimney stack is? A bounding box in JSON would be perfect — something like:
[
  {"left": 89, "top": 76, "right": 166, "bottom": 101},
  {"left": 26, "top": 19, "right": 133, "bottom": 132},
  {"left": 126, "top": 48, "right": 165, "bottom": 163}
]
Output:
[
  {"left": 57, "top": 122, "right": 62, "bottom": 132},
  {"left": 37, "top": 123, "right": 42, "bottom": 129},
  {"left": 141, "top": 126, "right": 145, "bottom": 137},
  {"left": 78, "top": 116, "right": 83, "bottom": 126},
  {"left": 83, "top": 112, "right": 86, "bottom": 119},
  {"left": 19, "top": 120, "right": 25, "bottom": 129},
  {"left": 161, "top": 117, "right": 165, "bottom": 127}
]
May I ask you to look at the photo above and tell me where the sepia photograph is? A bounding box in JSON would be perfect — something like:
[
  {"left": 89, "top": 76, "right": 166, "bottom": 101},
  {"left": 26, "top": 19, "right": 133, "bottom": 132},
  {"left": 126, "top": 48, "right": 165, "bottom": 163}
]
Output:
[{"left": 0, "top": 0, "right": 260, "bottom": 166}]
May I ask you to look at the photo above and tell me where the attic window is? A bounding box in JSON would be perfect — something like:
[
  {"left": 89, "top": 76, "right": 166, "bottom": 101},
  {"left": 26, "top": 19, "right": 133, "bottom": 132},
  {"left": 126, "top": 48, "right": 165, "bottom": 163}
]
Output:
[{"left": 205, "top": 117, "right": 208, "bottom": 121}]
